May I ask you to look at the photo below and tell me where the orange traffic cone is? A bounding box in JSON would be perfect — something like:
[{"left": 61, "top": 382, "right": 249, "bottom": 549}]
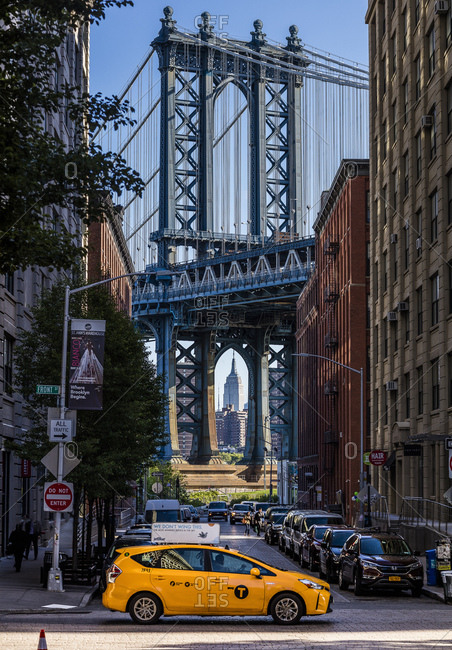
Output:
[{"left": 37, "top": 629, "right": 48, "bottom": 649}]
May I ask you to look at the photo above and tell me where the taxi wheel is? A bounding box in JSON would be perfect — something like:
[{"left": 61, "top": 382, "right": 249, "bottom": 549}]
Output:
[
  {"left": 128, "top": 592, "right": 162, "bottom": 624},
  {"left": 270, "top": 592, "right": 304, "bottom": 625}
]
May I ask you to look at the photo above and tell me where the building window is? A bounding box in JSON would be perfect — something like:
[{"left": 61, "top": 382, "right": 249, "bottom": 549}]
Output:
[
  {"left": 4, "top": 334, "right": 14, "bottom": 396},
  {"left": 415, "top": 131, "right": 422, "bottom": 180},
  {"left": 449, "top": 262, "right": 452, "bottom": 314},
  {"left": 383, "top": 250, "right": 388, "bottom": 292},
  {"left": 374, "top": 389, "right": 379, "bottom": 425},
  {"left": 403, "top": 151, "right": 409, "bottom": 198},
  {"left": 382, "top": 186, "right": 387, "bottom": 225},
  {"left": 448, "top": 353, "right": 452, "bottom": 408},
  {"left": 428, "top": 27, "right": 436, "bottom": 78},
  {"left": 402, "top": 10, "right": 407, "bottom": 52},
  {"left": 393, "top": 242, "right": 398, "bottom": 283},
  {"left": 430, "top": 190, "right": 438, "bottom": 242},
  {"left": 416, "top": 208, "right": 422, "bottom": 258},
  {"left": 417, "top": 286, "right": 423, "bottom": 335},
  {"left": 431, "top": 358, "right": 440, "bottom": 411},
  {"left": 4, "top": 273, "right": 14, "bottom": 294},
  {"left": 366, "top": 190, "right": 370, "bottom": 223},
  {"left": 429, "top": 107, "right": 437, "bottom": 160},
  {"left": 448, "top": 171, "right": 452, "bottom": 225},
  {"left": 447, "top": 7, "right": 452, "bottom": 49},
  {"left": 404, "top": 225, "right": 409, "bottom": 270},
  {"left": 403, "top": 79, "right": 408, "bottom": 125},
  {"left": 404, "top": 373, "right": 410, "bottom": 419},
  {"left": 375, "top": 325, "right": 379, "bottom": 363},
  {"left": 382, "top": 120, "right": 387, "bottom": 161},
  {"left": 415, "top": 55, "right": 421, "bottom": 101},
  {"left": 417, "top": 366, "right": 423, "bottom": 415},
  {"left": 366, "top": 242, "right": 370, "bottom": 276},
  {"left": 381, "top": 56, "right": 387, "bottom": 96},
  {"left": 392, "top": 101, "right": 397, "bottom": 142},
  {"left": 404, "top": 299, "right": 410, "bottom": 343},
  {"left": 447, "top": 83, "right": 452, "bottom": 135},
  {"left": 374, "top": 261, "right": 378, "bottom": 299},
  {"left": 384, "top": 390, "right": 388, "bottom": 425},
  {"left": 392, "top": 169, "right": 398, "bottom": 212},
  {"left": 384, "top": 320, "right": 388, "bottom": 358},
  {"left": 431, "top": 272, "right": 439, "bottom": 326},
  {"left": 391, "top": 34, "right": 396, "bottom": 76}
]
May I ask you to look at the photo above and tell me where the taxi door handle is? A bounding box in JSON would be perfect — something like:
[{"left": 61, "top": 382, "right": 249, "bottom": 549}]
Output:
[{"left": 154, "top": 575, "right": 166, "bottom": 581}]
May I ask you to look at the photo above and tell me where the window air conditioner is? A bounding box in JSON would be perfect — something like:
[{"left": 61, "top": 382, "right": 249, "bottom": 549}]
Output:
[
  {"left": 416, "top": 238, "right": 422, "bottom": 250},
  {"left": 435, "top": 1, "right": 449, "bottom": 15},
  {"left": 421, "top": 115, "right": 433, "bottom": 128},
  {"left": 390, "top": 233, "right": 398, "bottom": 244},
  {"left": 398, "top": 302, "right": 409, "bottom": 311},
  {"left": 386, "top": 381, "right": 398, "bottom": 391},
  {"left": 387, "top": 311, "right": 398, "bottom": 321}
]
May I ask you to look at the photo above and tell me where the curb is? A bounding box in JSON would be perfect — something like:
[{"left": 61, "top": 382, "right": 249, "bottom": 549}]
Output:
[{"left": 422, "top": 586, "right": 445, "bottom": 603}]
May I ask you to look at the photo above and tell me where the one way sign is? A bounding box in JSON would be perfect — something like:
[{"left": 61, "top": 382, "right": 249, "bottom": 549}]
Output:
[{"left": 49, "top": 419, "right": 73, "bottom": 442}]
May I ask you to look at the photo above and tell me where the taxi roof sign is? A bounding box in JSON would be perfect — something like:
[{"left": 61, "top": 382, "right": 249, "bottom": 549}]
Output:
[{"left": 151, "top": 522, "right": 220, "bottom": 545}]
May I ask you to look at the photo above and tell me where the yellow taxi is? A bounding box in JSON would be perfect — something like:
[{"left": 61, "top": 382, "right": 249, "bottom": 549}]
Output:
[{"left": 102, "top": 543, "right": 333, "bottom": 625}]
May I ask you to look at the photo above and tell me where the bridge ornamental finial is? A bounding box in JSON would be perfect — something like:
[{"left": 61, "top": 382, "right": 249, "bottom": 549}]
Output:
[
  {"left": 249, "top": 18, "right": 267, "bottom": 50},
  {"left": 198, "top": 11, "right": 214, "bottom": 41},
  {"left": 286, "top": 24, "right": 302, "bottom": 53},
  {"left": 158, "top": 5, "right": 177, "bottom": 40}
]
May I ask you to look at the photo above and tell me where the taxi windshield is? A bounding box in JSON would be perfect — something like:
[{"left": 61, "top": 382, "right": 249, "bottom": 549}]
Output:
[{"left": 360, "top": 537, "right": 412, "bottom": 556}]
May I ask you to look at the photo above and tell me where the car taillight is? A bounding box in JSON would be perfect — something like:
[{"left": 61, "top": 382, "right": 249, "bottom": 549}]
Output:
[{"left": 107, "top": 563, "right": 122, "bottom": 583}]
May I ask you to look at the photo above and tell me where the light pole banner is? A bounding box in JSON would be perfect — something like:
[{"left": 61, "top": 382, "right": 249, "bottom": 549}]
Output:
[{"left": 68, "top": 319, "right": 106, "bottom": 410}]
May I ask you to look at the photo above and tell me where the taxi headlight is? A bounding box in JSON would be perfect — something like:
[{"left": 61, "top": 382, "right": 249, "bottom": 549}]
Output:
[{"left": 298, "top": 578, "right": 323, "bottom": 590}]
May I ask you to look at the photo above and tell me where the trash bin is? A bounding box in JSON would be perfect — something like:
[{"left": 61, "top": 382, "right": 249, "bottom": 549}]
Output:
[
  {"left": 425, "top": 549, "right": 437, "bottom": 586},
  {"left": 440, "top": 571, "right": 452, "bottom": 604}
]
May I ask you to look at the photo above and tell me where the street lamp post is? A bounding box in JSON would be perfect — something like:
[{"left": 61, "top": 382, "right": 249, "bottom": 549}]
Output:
[{"left": 293, "top": 353, "right": 364, "bottom": 494}]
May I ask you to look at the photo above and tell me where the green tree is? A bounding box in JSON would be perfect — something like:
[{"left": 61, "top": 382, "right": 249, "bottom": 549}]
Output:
[
  {"left": 0, "top": 1, "right": 143, "bottom": 273},
  {"left": 13, "top": 280, "right": 167, "bottom": 553},
  {"left": 219, "top": 452, "right": 244, "bottom": 465}
]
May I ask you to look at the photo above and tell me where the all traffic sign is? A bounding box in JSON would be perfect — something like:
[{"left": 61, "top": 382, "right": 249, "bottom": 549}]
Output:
[
  {"left": 43, "top": 481, "right": 73, "bottom": 512},
  {"left": 449, "top": 450, "right": 452, "bottom": 479}
]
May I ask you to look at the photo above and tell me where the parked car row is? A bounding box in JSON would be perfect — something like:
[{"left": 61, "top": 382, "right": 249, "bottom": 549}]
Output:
[{"left": 271, "top": 511, "right": 424, "bottom": 598}]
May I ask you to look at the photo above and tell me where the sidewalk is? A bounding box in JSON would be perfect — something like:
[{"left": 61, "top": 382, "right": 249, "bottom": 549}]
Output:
[
  {"left": 419, "top": 555, "right": 450, "bottom": 603},
  {"left": 0, "top": 517, "right": 98, "bottom": 614}
]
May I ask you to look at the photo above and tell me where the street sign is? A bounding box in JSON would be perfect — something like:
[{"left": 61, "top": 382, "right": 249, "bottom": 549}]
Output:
[
  {"left": 41, "top": 445, "right": 80, "bottom": 479},
  {"left": 151, "top": 482, "right": 163, "bottom": 494},
  {"left": 369, "top": 450, "right": 387, "bottom": 466},
  {"left": 357, "top": 484, "right": 381, "bottom": 504},
  {"left": 36, "top": 385, "right": 60, "bottom": 395},
  {"left": 49, "top": 419, "right": 73, "bottom": 442},
  {"left": 363, "top": 452, "right": 371, "bottom": 465},
  {"left": 444, "top": 486, "right": 452, "bottom": 505},
  {"left": 445, "top": 438, "right": 452, "bottom": 451},
  {"left": 449, "top": 450, "right": 452, "bottom": 479},
  {"left": 43, "top": 481, "right": 73, "bottom": 512}
]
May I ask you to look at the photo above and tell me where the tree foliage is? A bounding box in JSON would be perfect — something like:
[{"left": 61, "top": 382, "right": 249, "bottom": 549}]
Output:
[
  {"left": 13, "top": 281, "right": 167, "bottom": 502},
  {"left": 0, "top": 1, "right": 143, "bottom": 273}
]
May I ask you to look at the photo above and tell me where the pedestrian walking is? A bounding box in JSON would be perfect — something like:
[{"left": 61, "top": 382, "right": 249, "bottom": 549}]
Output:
[
  {"left": 8, "top": 524, "right": 28, "bottom": 572},
  {"left": 254, "top": 508, "right": 263, "bottom": 536},
  {"left": 29, "top": 520, "right": 42, "bottom": 560},
  {"left": 243, "top": 512, "right": 251, "bottom": 535}
]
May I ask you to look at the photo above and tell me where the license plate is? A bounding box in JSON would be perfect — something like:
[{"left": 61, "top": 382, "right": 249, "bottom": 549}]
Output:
[{"left": 388, "top": 576, "right": 401, "bottom": 581}]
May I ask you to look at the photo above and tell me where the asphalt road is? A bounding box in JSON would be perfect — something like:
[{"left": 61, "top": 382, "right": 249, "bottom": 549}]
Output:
[{"left": 1, "top": 521, "right": 451, "bottom": 650}]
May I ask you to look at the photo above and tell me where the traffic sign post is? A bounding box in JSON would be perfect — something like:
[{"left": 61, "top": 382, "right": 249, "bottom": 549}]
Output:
[
  {"left": 36, "top": 385, "right": 60, "bottom": 395},
  {"left": 49, "top": 419, "right": 73, "bottom": 442},
  {"left": 369, "top": 450, "right": 387, "bottom": 466},
  {"left": 449, "top": 450, "right": 452, "bottom": 479}
]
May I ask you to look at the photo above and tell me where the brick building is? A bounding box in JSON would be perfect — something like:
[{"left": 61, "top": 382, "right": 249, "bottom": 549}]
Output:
[{"left": 296, "top": 160, "right": 370, "bottom": 520}]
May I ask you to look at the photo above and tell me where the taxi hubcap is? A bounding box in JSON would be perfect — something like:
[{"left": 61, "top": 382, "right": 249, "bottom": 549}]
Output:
[
  {"left": 135, "top": 597, "right": 156, "bottom": 620},
  {"left": 275, "top": 597, "right": 298, "bottom": 621}
]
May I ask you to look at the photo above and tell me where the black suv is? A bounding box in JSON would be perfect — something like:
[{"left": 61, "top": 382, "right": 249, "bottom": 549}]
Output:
[
  {"left": 264, "top": 512, "right": 287, "bottom": 545},
  {"left": 318, "top": 527, "right": 355, "bottom": 582},
  {"left": 208, "top": 501, "right": 228, "bottom": 521},
  {"left": 338, "top": 531, "right": 423, "bottom": 596}
]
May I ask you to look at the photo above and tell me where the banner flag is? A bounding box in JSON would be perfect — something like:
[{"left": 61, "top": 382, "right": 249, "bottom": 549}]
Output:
[{"left": 68, "top": 319, "right": 106, "bottom": 410}]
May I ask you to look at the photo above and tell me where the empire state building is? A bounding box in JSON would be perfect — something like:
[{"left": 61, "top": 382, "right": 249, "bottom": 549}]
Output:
[{"left": 223, "top": 353, "right": 244, "bottom": 411}]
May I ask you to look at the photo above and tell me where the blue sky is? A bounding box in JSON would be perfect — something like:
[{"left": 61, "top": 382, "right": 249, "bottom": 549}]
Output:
[
  {"left": 90, "top": 0, "right": 369, "bottom": 401},
  {"left": 90, "top": 1, "right": 369, "bottom": 96}
]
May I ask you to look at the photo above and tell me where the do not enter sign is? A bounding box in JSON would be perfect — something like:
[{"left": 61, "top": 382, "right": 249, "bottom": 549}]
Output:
[
  {"left": 44, "top": 481, "right": 73, "bottom": 512},
  {"left": 369, "top": 449, "right": 387, "bottom": 466}
]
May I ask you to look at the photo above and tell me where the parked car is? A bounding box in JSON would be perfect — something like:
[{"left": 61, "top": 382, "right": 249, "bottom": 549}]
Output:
[
  {"left": 123, "top": 527, "right": 153, "bottom": 536},
  {"left": 299, "top": 512, "right": 345, "bottom": 535},
  {"left": 102, "top": 542, "right": 333, "bottom": 624},
  {"left": 180, "top": 505, "right": 192, "bottom": 522},
  {"left": 229, "top": 503, "right": 253, "bottom": 524},
  {"left": 300, "top": 524, "right": 332, "bottom": 570},
  {"left": 318, "top": 527, "right": 355, "bottom": 581},
  {"left": 208, "top": 501, "right": 229, "bottom": 521},
  {"left": 278, "top": 510, "right": 310, "bottom": 554},
  {"left": 338, "top": 531, "right": 423, "bottom": 596},
  {"left": 264, "top": 512, "right": 287, "bottom": 545},
  {"left": 182, "top": 504, "right": 200, "bottom": 522}
]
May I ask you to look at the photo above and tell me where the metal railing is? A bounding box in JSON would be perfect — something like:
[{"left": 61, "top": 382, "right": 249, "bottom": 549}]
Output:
[{"left": 399, "top": 497, "right": 452, "bottom": 537}]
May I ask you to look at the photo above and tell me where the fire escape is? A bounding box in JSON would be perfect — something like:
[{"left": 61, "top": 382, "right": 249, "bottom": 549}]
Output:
[{"left": 322, "top": 236, "right": 339, "bottom": 471}]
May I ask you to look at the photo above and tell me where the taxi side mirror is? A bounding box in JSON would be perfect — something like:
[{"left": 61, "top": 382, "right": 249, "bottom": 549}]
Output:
[{"left": 250, "top": 567, "right": 261, "bottom": 579}]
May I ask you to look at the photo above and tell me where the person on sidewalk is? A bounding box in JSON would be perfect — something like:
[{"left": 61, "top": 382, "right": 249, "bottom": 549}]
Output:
[
  {"left": 243, "top": 512, "right": 251, "bottom": 536},
  {"left": 8, "top": 524, "right": 28, "bottom": 572},
  {"left": 28, "top": 520, "right": 42, "bottom": 560}
]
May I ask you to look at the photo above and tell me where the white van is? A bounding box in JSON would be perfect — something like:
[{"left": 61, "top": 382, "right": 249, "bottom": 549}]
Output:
[{"left": 144, "top": 499, "right": 181, "bottom": 524}]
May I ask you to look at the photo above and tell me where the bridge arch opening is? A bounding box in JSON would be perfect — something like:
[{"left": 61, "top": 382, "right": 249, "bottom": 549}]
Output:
[
  {"left": 213, "top": 81, "right": 249, "bottom": 245},
  {"left": 214, "top": 347, "right": 249, "bottom": 454}
]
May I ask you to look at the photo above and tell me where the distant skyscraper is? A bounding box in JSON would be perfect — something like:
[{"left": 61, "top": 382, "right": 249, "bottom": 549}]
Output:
[{"left": 223, "top": 353, "right": 244, "bottom": 411}]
